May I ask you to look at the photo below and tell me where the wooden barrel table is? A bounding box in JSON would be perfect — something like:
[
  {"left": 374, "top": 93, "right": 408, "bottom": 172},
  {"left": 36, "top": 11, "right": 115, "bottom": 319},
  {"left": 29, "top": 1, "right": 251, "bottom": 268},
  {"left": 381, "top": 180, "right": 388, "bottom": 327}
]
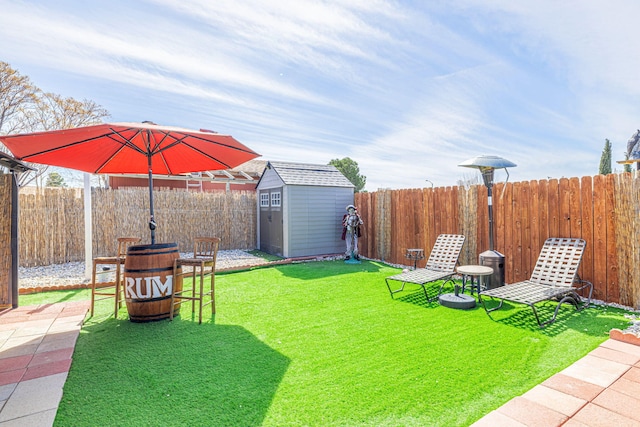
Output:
[{"left": 123, "top": 243, "right": 182, "bottom": 322}]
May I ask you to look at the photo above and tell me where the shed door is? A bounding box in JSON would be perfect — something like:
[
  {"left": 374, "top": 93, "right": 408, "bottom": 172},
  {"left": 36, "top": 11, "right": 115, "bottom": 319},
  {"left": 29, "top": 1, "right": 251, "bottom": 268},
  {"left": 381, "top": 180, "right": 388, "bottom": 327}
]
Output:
[{"left": 259, "top": 189, "right": 283, "bottom": 256}]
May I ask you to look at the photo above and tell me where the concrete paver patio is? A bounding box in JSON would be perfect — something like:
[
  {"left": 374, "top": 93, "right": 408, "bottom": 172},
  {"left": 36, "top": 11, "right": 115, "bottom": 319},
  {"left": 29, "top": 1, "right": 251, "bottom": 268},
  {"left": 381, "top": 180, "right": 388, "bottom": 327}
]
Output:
[{"left": 0, "top": 302, "right": 88, "bottom": 426}]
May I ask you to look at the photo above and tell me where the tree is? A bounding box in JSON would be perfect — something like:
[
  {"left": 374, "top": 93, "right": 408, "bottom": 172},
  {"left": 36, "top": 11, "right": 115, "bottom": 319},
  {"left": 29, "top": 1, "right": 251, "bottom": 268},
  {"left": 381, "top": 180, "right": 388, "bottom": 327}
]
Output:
[
  {"left": 329, "top": 157, "right": 366, "bottom": 192},
  {"left": 0, "top": 61, "right": 38, "bottom": 135},
  {"left": 0, "top": 61, "right": 110, "bottom": 187},
  {"left": 623, "top": 152, "right": 632, "bottom": 173},
  {"left": 45, "top": 171, "right": 67, "bottom": 187},
  {"left": 599, "top": 139, "right": 612, "bottom": 175}
]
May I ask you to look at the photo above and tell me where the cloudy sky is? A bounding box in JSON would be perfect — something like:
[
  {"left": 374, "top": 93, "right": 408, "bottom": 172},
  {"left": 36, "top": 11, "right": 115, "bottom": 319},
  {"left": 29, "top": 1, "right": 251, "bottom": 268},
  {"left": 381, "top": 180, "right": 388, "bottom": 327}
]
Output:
[{"left": 1, "top": 0, "right": 639, "bottom": 190}]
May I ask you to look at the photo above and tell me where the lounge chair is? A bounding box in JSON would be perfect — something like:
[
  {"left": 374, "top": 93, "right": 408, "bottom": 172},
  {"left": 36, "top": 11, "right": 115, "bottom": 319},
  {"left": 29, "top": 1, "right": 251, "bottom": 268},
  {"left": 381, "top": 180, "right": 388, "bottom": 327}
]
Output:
[
  {"left": 385, "top": 234, "right": 465, "bottom": 302},
  {"left": 479, "top": 237, "right": 593, "bottom": 328}
]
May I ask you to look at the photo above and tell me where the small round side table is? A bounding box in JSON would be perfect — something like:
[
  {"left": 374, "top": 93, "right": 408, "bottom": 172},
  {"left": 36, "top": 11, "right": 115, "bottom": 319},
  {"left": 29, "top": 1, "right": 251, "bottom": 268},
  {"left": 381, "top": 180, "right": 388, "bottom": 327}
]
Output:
[{"left": 456, "top": 265, "right": 494, "bottom": 295}]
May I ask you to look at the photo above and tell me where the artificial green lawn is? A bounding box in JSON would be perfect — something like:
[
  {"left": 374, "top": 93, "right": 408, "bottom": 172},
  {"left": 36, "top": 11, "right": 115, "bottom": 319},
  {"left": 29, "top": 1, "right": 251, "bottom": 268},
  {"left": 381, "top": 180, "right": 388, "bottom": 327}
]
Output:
[{"left": 21, "top": 260, "right": 632, "bottom": 426}]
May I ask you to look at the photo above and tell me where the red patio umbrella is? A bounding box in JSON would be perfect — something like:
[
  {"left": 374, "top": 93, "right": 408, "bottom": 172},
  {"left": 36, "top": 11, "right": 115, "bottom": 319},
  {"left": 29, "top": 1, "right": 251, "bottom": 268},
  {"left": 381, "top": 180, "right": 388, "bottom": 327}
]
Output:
[{"left": 1, "top": 121, "right": 260, "bottom": 243}]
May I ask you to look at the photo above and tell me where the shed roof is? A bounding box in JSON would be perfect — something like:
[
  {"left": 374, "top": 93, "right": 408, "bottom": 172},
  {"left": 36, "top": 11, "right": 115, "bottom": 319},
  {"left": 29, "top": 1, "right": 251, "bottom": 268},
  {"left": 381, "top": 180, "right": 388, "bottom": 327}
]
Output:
[{"left": 267, "top": 161, "right": 354, "bottom": 187}]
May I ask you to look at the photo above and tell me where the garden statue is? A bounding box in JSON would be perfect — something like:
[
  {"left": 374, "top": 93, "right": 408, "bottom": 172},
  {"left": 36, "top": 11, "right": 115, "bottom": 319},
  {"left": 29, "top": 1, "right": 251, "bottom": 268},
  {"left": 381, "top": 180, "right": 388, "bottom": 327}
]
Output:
[
  {"left": 342, "top": 204, "right": 363, "bottom": 262},
  {"left": 626, "top": 129, "right": 640, "bottom": 170}
]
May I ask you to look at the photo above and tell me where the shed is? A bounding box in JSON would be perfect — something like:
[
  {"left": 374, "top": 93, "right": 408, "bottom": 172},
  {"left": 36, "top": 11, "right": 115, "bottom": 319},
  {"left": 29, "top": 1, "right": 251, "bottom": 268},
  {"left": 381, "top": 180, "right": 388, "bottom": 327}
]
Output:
[{"left": 256, "top": 161, "right": 354, "bottom": 257}]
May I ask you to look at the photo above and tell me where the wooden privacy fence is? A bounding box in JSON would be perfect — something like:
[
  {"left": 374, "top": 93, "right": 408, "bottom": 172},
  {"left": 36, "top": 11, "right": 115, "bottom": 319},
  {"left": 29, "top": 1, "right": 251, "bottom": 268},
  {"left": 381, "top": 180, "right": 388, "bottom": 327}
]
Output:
[
  {"left": 4, "top": 172, "right": 640, "bottom": 308},
  {"left": 16, "top": 188, "right": 257, "bottom": 267},
  {"left": 356, "top": 173, "right": 640, "bottom": 309}
]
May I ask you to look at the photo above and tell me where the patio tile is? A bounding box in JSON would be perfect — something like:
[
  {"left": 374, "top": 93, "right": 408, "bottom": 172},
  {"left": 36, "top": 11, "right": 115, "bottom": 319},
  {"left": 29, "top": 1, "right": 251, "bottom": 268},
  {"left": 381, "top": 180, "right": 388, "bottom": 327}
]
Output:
[
  {"left": 0, "top": 343, "right": 39, "bottom": 360},
  {"left": 600, "top": 339, "right": 640, "bottom": 358},
  {"left": 0, "top": 384, "right": 16, "bottom": 403},
  {"left": 48, "top": 321, "right": 82, "bottom": 334},
  {"left": 9, "top": 321, "right": 53, "bottom": 339},
  {"left": 609, "top": 377, "right": 640, "bottom": 399},
  {"left": 589, "top": 345, "right": 640, "bottom": 366},
  {"left": 21, "top": 304, "right": 62, "bottom": 314},
  {"left": 0, "top": 356, "right": 31, "bottom": 374},
  {"left": 560, "top": 355, "right": 629, "bottom": 388},
  {"left": 0, "top": 313, "right": 30, "bottom": 326},
  {"left": 521, "top": 384, "right": 587, "bottom": 417},
  {"left": 561, "top": 419, "right": 591, "bottom": 427},
  {"left": 0, "top": 372, "right": 66, "bottom": 423},
  {"left": 28, "top": 348, "right": 73, "bottom": 368},
  {"left": 0, "top": 330, "right": 13, "bottom": 343},
  {"left": 0, "top": 335, "right": 43, "bottom": 353},
  {"left": 620, "top": 366, "right": 640, "bottom": 383},
  {"left": 571, "top": 402, "right": 640, "bottom": 427},
  {"left": 40, "top": 330, "right": 77, "bottom": 343},
  {"left": 470, "top": 410, "right": 527, "bottom": 426},
  {"left": 541, "top": 373, "right": 604, "bottom": 401},
  {"left": 0, "top": 408, "right": 58, "bottom": 426},
  {"left": 22, "top": 359, "right": 72, "bottom": 381},
  {"left": 0, "top": 370, "right": 23, "bottom": 388},
  {"left": 496, "top": 396, "right": 568, "bottom": 427},
  {"left": 58, "top": 302, "right": 89, "bottom": 317},
  {"left": 35, "top": 333, "right": 78, "bottom": 354},
  {"left": 591, "top": 388, "right": 640, "bottom": 422},
  {"left": 562, "top": 418, "right": 590, "bottom": 427}
]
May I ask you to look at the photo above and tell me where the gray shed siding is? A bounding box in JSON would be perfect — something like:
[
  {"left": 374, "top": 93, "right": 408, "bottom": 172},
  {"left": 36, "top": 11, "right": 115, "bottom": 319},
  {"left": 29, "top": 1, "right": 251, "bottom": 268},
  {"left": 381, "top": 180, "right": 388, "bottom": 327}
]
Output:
[
  {"left": 256, "top": 168, "right": 284, "bottom": 189},
  {"left": 283, "top": 186, "right": 353, "bottom": 257},
  {"left": 256, "top": 161, "right": 354, "bottom": 258}
]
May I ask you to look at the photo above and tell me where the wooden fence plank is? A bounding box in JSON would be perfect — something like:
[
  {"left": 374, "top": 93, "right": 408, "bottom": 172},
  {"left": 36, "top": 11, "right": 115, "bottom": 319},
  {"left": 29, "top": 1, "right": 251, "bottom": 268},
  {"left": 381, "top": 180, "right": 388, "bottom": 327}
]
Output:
[
  {"left": 569, "top": 177, "right": 582, "bottom": 238},
  {"left": 548, "top": 179, "right": 560, "bottom": 238},
  {"left": 529, "top": 180, "right": 541, "bottom": 276},
  {"left": 537, "top": 179, "right": 550, "bottom": 248},
  {"left": 449, "top": 186, "right": 459, "bottom": 233},
  {"left": 606, "top": 174, "right": 619, "bottom": 303},
  {"left": 512, "top": 182, "right": 524, "bottom": 281},
  {"left": 592, "top": 175, "right": 607, "bottom": 300},
  {"left": 580, "top": 176, "right": 594, "bottom": 287},
  {"left": 520, "top": 182, "right": 532, "bottom": 280},
  {"left": 423, "top": 187, "right": 435, "bottom": 254},
  {"left": 569, "top": 177, "right": 584, "bottom": 280},
  {"left": 559, "top": 178, "right": 571, "bottom": 237}
]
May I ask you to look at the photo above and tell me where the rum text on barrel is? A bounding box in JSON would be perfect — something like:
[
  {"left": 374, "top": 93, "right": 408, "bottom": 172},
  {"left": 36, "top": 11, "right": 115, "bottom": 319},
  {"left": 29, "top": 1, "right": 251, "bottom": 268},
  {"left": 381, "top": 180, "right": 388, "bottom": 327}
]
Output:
[{"left": 124, "top": 243, "right": 182, "bottom": 322}]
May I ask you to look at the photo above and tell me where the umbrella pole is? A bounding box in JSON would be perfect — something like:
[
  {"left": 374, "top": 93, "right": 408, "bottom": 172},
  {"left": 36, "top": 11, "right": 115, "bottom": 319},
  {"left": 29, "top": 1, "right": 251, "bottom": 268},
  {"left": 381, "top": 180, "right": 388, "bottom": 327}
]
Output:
[{"left": 148, "top": 156, "right": 156, "bottom": 244}]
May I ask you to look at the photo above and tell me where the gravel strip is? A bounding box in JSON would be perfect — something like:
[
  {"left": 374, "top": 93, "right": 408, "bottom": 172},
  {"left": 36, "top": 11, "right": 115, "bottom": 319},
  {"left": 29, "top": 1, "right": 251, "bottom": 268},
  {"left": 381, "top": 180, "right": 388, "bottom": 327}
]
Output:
[{"left": 18, "top": 250, "right": 268, "bottom": 289}]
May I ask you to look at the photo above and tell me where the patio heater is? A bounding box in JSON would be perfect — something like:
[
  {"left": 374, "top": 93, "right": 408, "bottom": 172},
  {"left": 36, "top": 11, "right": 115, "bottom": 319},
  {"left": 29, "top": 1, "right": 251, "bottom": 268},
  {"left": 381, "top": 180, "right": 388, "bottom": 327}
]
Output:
[{"left": 459, "top": 155, "right": 516, "bottom": 289}]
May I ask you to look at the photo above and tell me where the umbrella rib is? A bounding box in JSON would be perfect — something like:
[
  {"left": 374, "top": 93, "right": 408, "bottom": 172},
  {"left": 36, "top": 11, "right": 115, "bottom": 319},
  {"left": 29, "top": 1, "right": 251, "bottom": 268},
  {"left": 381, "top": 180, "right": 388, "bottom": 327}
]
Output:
[
  {"left": 147, "top": 130, "right": 181, "bottom": 174},
  {"left": 185, "top": 133, "right": 259, "bottom": 154},
  {"left": 16, "top": 133, "right": 112, "bottom": 161},
  {"left": 92, "top": 129, "right": 149, "bottom": 173},
  {"left": 153, "top": 133, "right": 258, "bottom": 171}
]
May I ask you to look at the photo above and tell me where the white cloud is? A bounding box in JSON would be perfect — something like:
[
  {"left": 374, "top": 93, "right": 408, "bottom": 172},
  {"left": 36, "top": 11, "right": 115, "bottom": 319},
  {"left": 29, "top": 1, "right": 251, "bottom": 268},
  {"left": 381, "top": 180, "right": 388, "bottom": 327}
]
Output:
[{"left": 2, "top": 0, "right": 640, "bottom": 190}]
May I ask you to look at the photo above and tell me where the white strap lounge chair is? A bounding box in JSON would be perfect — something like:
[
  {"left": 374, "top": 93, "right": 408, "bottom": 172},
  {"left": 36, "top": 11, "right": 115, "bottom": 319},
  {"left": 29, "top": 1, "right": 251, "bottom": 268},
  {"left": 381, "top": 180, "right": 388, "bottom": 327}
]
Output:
[
  {"left": 479, "top": 237, "right": 593, "bottom": 328},
  {"left": 385, "top": 234, "right": 465, "bottom": 302}
]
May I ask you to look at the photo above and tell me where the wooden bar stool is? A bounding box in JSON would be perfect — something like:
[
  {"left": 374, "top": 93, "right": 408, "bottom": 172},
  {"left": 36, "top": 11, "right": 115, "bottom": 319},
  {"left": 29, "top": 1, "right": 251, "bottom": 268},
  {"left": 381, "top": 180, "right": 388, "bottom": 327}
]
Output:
[
  {"left": 170, "top": 237, "right": 220, "bottom": 324},
  {"left": 90, "top": 237, "right": 140, "bottom": 317}
]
